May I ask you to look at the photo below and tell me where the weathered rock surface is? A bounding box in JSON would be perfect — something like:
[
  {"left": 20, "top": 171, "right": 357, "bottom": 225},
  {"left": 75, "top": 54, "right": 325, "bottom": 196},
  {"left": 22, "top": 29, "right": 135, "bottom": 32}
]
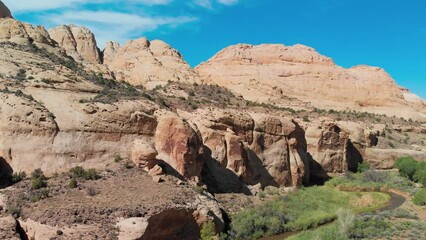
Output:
[
  {"left": 305, "top": 121, "right": 362, "bottom": 174},
  {"left": 0, "top": 1, "right": 12, "bottom": 19},
  {"left": 49, "top": 25, "right": 101, "bottom": 64},
  {"left": 364, "top": 148, "right": 426, "bottom": 169},
  {"left": 104, "top": 38, "right": 198, "bottom": 88},
  {"left": 0, "top": 215, "right": 21, "bottom": 240},
  {"left": 0, "top": 18, "right": 53, "bottom": 45},
  {"left": 155, "top": 113, "right": 204, "bottom": 181},
  {"left": 196, "top": 44, "right": 426, "bottom": 121}
]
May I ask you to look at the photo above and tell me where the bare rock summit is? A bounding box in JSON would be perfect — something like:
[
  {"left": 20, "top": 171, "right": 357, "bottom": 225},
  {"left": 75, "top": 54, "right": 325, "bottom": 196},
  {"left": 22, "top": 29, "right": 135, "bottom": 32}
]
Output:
[
  {"left": 196, "top": 44, "right": 426, "bottom": 121},
  {"left": 49, "top": 25, "right": 101, "bottom": 64},
  {"left": 104, "top": 37, "right": 198, "bottom": 88}
]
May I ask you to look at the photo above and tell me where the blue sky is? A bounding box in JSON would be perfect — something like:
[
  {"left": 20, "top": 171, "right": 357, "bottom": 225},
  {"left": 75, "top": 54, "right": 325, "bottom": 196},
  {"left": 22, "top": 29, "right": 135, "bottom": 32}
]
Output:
[{"left": 4, "top": 0, "right": 426, "bottom": 99}]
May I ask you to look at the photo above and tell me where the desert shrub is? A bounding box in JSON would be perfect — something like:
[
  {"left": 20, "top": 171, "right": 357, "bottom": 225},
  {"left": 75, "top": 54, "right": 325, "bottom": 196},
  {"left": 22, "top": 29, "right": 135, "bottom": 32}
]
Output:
[
  {"left": 31, "top": 177, "right": 47, "bottom": 189},
  {"left": 414, "top": 169, "right": 426, "bottom": 187},
  {"left": 31, "top": 169, "right": 47, "bottom": 189},
  {"left": 9, "top": 171, "right": 26, "bottom": 184},
  {"left": 114, "top": 154, "right": 122, "bottom": 163},
  {"left": 31, "top": 189, "right": 50, "bottom": 202},
  {"left": 68, "top": 178, "right": 78, "bottom": 189},
  {"left": 69, "top": 166, "right": 100, "bottom": 180},
  {"left": 200, "top": 221, "right": 216, "bottom": 240},
  {"left": 356, "top": 162, "right": 370, "bottom": 173},
  {"left": 31, "top": 168, "right": 46, "bottom": 180},
  {"left": 413, "top": 189, "right": 426, "bottom": 205},
  {"left": 363, "top": 169, "right": 388, "bottom": 183},
  {"left": 336, "top": 208, "right": 355, "bottom": 238},
  {"left": 394, "top": 157, "right": 418, "bottom": 180},
  {"left": 302, "top": 116, "right": 310, "bottom": 122}
]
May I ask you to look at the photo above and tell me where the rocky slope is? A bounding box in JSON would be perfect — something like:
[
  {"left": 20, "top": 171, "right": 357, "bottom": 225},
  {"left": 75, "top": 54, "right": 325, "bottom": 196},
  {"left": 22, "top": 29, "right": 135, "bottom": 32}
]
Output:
[
  {"left": 0, "top": 2, "right": 425, "bottom": 239},
  {"left": 196, "top": 44, "right": 426, "bottom": 121},
  {"left": 103, "top": 38, "right": 198, "bottom": 88}
]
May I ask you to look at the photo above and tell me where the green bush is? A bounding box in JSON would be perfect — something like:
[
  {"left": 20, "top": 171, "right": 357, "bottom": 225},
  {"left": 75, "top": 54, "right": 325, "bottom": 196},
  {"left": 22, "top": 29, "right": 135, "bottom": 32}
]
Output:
[
  {"left": 31, "top": 168, "right": 47, "bottom": 180},
  {"left": 200, "top": 221, "right": 216, "bottom": 240},
  {"left": 9, "top": 171, "right": 26, "bottom": 183},
  {"left": 394, "top": 157, "right": 418, "bottom": 180},
  {"left": 68, "top": 166, "right": 100, "bottom": 180},
  {"left": 413, "top": 189, "right": 426, "bottom": 205},
  {"left": 31, "top": 177, "right": 47, "bottom": 189},
  {"left": 356, "top": 162, "right": 370, "bottom": 173},
  {"left": 414, "top": 169, "right": 426, "bottom": 187}
]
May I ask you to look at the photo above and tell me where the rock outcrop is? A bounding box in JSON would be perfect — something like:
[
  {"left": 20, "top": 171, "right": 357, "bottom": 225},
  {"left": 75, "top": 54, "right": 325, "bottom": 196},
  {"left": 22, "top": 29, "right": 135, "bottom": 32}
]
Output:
[
  {"left": 196, "top": 44, "right": 426, "bottom": 121},
  {"left": 0, "top": 18, "right": 53, "bottom": 45},
  {"left": 0, "top": 1, "right": 12, "bottom": 19},
  {"left": 104, "top": 38, "right": 198, "bottom": 88},
  {"left": 155, "top": 113, "right": 204, "bottom": 182},
  {"left": 49, "top": 25, "right": 101, "bottom": 64}
]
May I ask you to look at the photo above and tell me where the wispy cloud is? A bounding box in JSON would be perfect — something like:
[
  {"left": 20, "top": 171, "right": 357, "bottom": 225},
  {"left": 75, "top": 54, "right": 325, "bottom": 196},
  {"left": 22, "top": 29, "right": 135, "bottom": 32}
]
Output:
[
  {"left": 44, "top": 10, "right": 196, "bottom": 47},
  {"left": 193, "top": 0, "right": 240, "bottom": 8},
  {"left": 2, "top": 0, "right": 244, "bottom": 48}
]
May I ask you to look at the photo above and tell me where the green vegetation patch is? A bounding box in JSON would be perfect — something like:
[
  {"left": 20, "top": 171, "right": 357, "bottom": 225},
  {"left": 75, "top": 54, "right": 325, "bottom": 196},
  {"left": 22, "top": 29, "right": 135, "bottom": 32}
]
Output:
[{"left": 229, "top": 186, "right": 389, "bottom": 239}]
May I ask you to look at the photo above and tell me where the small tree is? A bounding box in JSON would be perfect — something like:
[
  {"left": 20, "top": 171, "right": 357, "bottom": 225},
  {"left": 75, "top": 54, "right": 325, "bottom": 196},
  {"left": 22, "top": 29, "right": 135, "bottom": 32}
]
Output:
[
  {"left": 31, "top": 169, "right": 47, "bottom": 189},
  {"left": 394, "top": 157, "right": 418, "bottom": 180},
  {"left": 414, "top": 169, "right": 426, "bottom": 187}
]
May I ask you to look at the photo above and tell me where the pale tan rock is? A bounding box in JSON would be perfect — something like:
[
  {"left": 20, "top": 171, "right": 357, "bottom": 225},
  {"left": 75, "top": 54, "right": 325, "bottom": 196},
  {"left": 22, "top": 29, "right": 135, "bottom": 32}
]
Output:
[
  {"left": 49, "top": 25, "right": 101, "bottom": 64},
  {"left": 149, "top": 164, "right": 164, "bottom": 176},
  {"left": 196, "top": 44, "right": 426, "bottom": 121},
  {"left": 0, "top": 18, "right": 53, "bottom": 45},
  {"left": 365, "top": 148, "right": 426, "bottom": 169},
  {"left": 0, "top": 216, "right": 20, "bottom": 240},
  {"left": 0, "top": 1, "right": 12, "bottom": 19},
  {"left": 132, "top": 140, "right": 158, "bottom": 168},
  {"left": 104, "top": 37, "right": 198, "bottom": 88}
]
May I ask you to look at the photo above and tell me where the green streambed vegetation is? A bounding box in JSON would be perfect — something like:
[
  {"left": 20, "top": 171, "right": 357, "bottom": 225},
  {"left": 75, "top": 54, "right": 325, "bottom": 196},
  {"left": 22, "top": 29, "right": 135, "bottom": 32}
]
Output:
[{"left": 227, "top": 187, "right": 390, "bottom": 240}]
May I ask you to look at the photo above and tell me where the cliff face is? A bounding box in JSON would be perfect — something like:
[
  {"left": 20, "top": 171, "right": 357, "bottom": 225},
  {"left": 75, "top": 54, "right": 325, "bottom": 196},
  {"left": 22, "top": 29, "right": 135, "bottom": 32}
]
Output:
[
  {"left": 196, "top": 44, "right": 426, "bottom": 121},
  {"left": 103, "top": 38, "right": 198, "bottom": 88}
]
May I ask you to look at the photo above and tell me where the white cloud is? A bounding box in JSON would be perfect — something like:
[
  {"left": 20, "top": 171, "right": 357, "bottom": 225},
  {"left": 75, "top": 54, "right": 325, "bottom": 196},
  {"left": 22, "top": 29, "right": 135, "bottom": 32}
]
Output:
[
  {"left": 217, "top": 0, "right": 238, "bottom": 5},
  {"left": 2, "top": 0, "right": 173, "bottom": 12},
  {"left": 44, "top": 11, "right": 196, "bottom": 47},
  {"left": 192, "top": 0, "right": 239, "bottom": 9}
]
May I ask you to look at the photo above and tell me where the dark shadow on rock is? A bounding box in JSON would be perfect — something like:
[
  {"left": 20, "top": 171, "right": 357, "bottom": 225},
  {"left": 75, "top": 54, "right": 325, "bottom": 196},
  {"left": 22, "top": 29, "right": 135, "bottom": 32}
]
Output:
[
  {"left": 140, "top": 209, "right": 199, "bottom": 240},
  {"left": 306, "top": 153, "right": 330, "bottom": 186},
  {"left": 0, "top": 157, "right": 13, "bottom": 188},
  {"left": 346, "top": 141, "right": 363, "bottom": 172},
  {"left": 155, "top": 160, "right": 186, "bottom": 181},
  {"left": 16, "top": 220, "right": 29, "bottom": 240},
  {"left": 201, "top": 146, "right": 251, "bottom": 194}
]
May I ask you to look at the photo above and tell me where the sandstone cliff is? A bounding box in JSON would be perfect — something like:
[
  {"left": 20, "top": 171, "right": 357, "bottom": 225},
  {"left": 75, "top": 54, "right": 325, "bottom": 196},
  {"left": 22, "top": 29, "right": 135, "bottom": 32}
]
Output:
[
  {"left": 196, "top": 44, "right": 426, "bottom": 121},
  {"left": 103, "top": 38, "right": 198, "bottom": 88}
]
